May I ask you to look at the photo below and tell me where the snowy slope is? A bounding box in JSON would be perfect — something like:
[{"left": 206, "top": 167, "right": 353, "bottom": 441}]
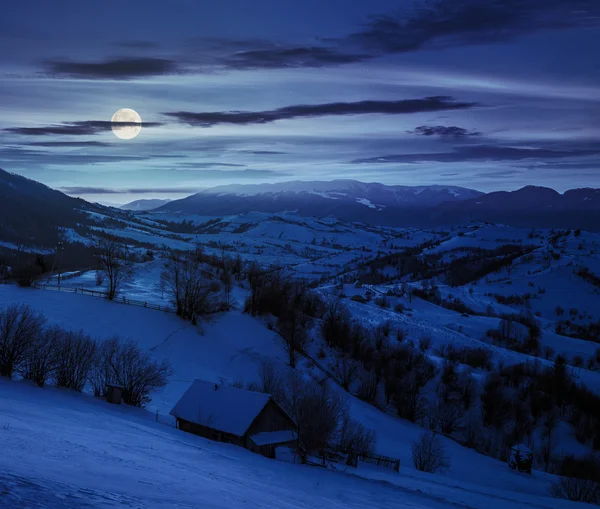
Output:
[
  {"left": 1, "top": 377, "right": 581, "bottom": 509},
  {"left": 0, "top": 285, "right": 583, "bottom": 509}
]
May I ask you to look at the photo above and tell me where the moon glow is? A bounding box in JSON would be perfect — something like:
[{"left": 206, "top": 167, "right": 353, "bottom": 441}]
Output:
[{"left": 111, "top": 108, "right": 142, "bottom": 140}]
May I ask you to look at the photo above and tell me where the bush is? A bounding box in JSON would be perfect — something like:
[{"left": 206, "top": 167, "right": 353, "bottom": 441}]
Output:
[
  {"left": 549, "top": 456, "right": 600, "bottom": 504},
  {"left": 92, "top": 338, "right": 172, "bottom": 407},
  {"left": 89, "top": 337, "right": 121, "bottom": 397},
  {"left": 394, "top": 303, "right": 405, "bottom": 314},
  {"left": 338, "top": 413, "right": 376, "bottom": 456},
  {"left": 0, "top": 304, "right": 46, "bottom": 378},
  {"left": 20, "top": 325, "right": 63, "bottom": 387},
  {"left": 412, "top": 431, "right": 450, "bottom": 473},
  {"left": 54, "top": 330, "right": 97, "bottom": 391}
]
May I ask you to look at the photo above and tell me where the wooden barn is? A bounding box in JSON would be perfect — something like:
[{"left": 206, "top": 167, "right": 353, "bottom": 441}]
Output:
[{"left": 170, "top": 380, "right": 297, "bottom": 459}]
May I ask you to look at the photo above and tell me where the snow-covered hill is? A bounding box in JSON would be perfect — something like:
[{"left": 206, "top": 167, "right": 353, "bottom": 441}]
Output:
[
  {"left": 121, "top": 198, "right": 171, "bottom": 211},
  {"left": 0, "top": 285, "right": 581, "bottom": 509}
]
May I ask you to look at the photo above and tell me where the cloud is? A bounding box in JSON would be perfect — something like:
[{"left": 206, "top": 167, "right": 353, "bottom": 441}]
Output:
[
  {"left": 238, "top": 150, "right": 287, "bottom": 155},
  {"left": 180, "top": 1, "right": 600, "bottom": 72},
  {"left": 43, "top": 57, "right": 182, "bottom": 79},
  {"left": 174, "top": 162, "right": 247, "bottom": 168},
  {"left": 352, "top": 144, "right": 600, "bottom": 164},
  {"left": 222, "top": 45, "right": 368, "bottom": 70},
  {"left": 0, "top": 147, "right": 184, "bottom": 166},
  {"left": 25, "top": 141, "right": 110, "bottom": 147},
  {"left": 408, "top": 125, "right": 481, "bottom": 138},
  {"left": 166, "top": 169, "right": 288, "bottom": 178},
  {"left": 5, "top": 120, "right": 163, "bottom": 136},
  {"left": 60, "top": 187, "right": 122, "bottom": 195},
  {"left": 348, "top": 0, "right": 600, "bottom": 55},
  {"left": 61, "top": 186, "right": 202, "bottom": 195},
  {"left": 165, "top": 96, "right": 479, "bottom": 127}
]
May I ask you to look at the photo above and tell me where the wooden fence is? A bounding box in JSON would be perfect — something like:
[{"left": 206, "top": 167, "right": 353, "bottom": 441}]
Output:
[
  {"left": 357, "top": 452, "right": 400, "bottom": 473},
  {"left": 312, "top": 450, "right": 400, "bottom": 473},
  {"left": 32, "top": 282, "right": 176, "bottom": 313}
]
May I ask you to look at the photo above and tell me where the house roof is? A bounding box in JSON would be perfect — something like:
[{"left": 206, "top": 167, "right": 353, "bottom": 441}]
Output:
[
  {"left": 250, "top": 430, "right": 297, "bottom": 447},
  {"left": 169, "top": 380, "right": 272, "bottom": 437},
  {"left": 511, "top": 444, "right": 532, "bottom": 454}
]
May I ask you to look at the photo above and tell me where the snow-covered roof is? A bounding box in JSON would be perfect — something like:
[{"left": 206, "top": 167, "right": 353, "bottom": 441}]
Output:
[
  {"left": 250, "top": 430, "right": 297, "bottom": 447},
  {"left": 511, "top": 444, "right": 532, "bottom": 453},
  {"left": 170, "top": 380, "right": 271, "bottom": 436}
]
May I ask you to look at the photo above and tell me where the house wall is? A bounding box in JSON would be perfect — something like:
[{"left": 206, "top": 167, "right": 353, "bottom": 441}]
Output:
[
  {"left": 245, "top": 400, "right": 296, "bottom": 438},
  {"left": 177, "top": 419, "right": 244, "bottom": 447},
  {"left": 177, "top": 398, "right": 296, "bottom": 459},
  {"left": 247, "top": 440, "right": 297, "bottom": 458}
]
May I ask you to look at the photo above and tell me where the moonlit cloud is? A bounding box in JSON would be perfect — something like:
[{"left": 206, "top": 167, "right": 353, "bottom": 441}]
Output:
[
  {"left": 165, "top": 97, "right": 479, "bottom": 127},
  {"left": 0, "top": 0, "right": 598, "bottom": 200}
]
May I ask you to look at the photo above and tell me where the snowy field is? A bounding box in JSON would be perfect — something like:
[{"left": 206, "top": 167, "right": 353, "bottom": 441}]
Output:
[
  {"left": 2, "top": 218, "right": 600, "bottom": 507},
  {"left": 1, "top": 377, "right": 580, "bottom": 509},
  {"left": 0, "top": 285, "right": 585, "bottom": 509}
]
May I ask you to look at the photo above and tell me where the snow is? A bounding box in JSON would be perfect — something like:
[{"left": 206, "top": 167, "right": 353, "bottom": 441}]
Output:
[
  {"left": 356, "top": 198, "right": 378, "bottom": 209},
  {"left": 250, "top": 430, "right": 296, "bottom": 446},
  {"left": 3, "top": 218, "right": 600, "bottom": 508},
  {"left": 170, "top": 380, "right": 271, "bottom": 436},
  {"left": 0, "top": 378, "right": 579, "bottom": 509}
]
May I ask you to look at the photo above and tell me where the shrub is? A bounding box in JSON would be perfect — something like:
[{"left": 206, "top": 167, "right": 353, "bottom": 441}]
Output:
[
  {"left": 549, "top": 456, "right": 600, "bottom": 504},
  {"left": 338, "top": 414, "right": 376, "bottom": 456},
  {"left": 0, "top": 304, "right": 46, "bottom": 378},
  {"left": 54, "top": 330, "right": 97, "bottom": 391},
  {"left": 100, "top": 339, "right": 172, "bottom": 407},
  {"left": 20, "top": 325, "right": 63, "bottom": 387},
  {"left": 412, "top": 431, "right": 450, "bottom": 473}
]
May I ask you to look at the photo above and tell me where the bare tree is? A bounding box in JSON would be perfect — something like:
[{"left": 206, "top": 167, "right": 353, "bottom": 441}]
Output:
[
  {"left": 54, "top": 330, "right": 97, "bottom": 391},
  {"left": 412, "top": 431, "right": 450, "bottom": 473},
  {"left": 550, "top": 477, "right": 600, "bottom": 504},
  {"left": 257, "top": 360, "right": 282, "bottom": 397},
  {"left": 338, "top": 413, "right": 376, "bottom": 456},
  {"left": 95, "top": 238, "right": 133, "bottom": 300},
  {"left": 107, "top": 340, "right": 172, "bottom": 407},
  {"left": 161, "top": 250, "right": 219, "bottom": 323},
  {"left": 428, "top": 400, "right": 462, "bottom": 436},
  {"left": 275, "top": 372, "right": 346, "bottom": 456},
  {"left": 20, "top": 324, "right": 62, "bottom": 387},
  {"left": 221, "top": 269, "right": 233, "bottom": 310},
  {"left": 88, "top": 337, "right": 171, "bottom": 406},
  {"left": 89, "top": 336, "right": 121, "bottom": 397},
  {"left": 541, "top": 411, "right": 558, "bottom": 472},
  {"left": 0, "top": 304, "right": 46, "bottom": 378},
  {"left": 277, "top": 292, "right": 311, "bottom": 368},
  {"left": 334, "top": 355, "right": 359, "bottom": 391}
]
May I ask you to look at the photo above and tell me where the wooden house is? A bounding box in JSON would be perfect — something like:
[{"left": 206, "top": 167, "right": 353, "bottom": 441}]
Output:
[{"left": 170, "top": 380, "right": 297, "bottom": 459}]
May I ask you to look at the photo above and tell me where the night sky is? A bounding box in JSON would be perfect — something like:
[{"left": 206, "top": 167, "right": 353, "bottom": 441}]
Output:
[{"left": 2, "top": 0, "right": 599, "bottom": 204}]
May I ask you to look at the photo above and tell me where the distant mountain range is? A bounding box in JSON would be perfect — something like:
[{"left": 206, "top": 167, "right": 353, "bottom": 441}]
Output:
[
  {"left": 155, "top": 180, "right": 600, "bottom": 231},
  {"left": 121, "top": 198, "right": 171, "bottom": 211},
  {"left": 155, "top": 180, "right": 484, "bottom": 224},
  {"left": 2, "top": 168, "right": 600, "bottom": 247}
]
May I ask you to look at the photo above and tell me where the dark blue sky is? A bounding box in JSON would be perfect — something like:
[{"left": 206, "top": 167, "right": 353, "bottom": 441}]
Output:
[{"left": 1, "top": 0, "right": 599, "bottom": 204}]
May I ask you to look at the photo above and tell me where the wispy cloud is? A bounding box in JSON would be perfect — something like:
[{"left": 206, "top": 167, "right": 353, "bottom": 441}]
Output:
[
  {"left": 43, "top": 57, "right": 182, "bottom": 80},
  {"left": 165, "top": 96, "right": 479, "bottom": 127},
  {"left": 5, "top": 120, "right": 163, "bottom": 136},
  {"left": 408, "top": 125, "right": 481, "bottom": 138},
  {"left": 347, "top": 0, "right": 600, "bottom": 54},
  {"left": 179, "top": 1, "right": 600, "bottom": 73},
  {"left": 352, "top": 143, "right": 600, "bottom": 164},
  {"left": 25, "top": 141, "right": 111, "bottom": 147}
]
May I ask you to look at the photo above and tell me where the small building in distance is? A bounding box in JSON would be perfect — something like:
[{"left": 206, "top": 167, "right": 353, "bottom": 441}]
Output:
[
  {"left": 106, "top": 383, "right": 125, "bottom": 405},
  {"left": 509, "top": 444, "right": 533, "bottom": 473},
  {"left": 170, "top": 380, "right": 297, "bottom": 459}
]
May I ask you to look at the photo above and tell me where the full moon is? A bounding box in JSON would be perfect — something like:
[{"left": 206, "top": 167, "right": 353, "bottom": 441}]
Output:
[{"left": 111, "top": 108, "right": 142, "bottom": 140}]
